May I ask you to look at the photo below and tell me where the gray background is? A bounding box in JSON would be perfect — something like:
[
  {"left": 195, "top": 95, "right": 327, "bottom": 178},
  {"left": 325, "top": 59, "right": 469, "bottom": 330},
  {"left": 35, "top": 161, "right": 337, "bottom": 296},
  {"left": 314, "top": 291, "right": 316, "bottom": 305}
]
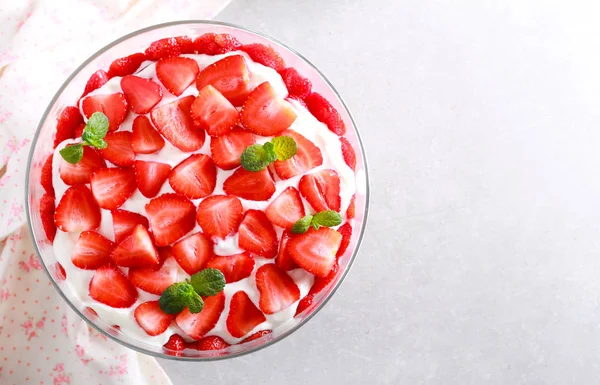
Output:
[{"left": 160, "top": 0, "right": 600, "bottom": 383}]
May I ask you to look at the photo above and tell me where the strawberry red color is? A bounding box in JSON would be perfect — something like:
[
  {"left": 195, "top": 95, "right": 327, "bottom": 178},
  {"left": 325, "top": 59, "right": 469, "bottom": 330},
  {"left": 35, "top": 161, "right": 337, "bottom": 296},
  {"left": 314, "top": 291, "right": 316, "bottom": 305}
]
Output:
[
  {"left": 278, "top": 67, "right": 311, "bottom": 99},
  {"left": 54, "top": 106, "right": 83, "bottom": 148},
  {"left": 81, "top": 92, "right": 128, "bottom": 132},
  {"left": 120, "top": 75, "right": 163, "bottom": 114},
  {"left": 241, "top": 43, "right": 285, "bottom": 71},
  {"left": 265, "top": 187, "right": 305, "bottom": 229},
  {"left": 298, "top": 169, "right": 341, "bottom": 212},
  {"left": 210, "top": 127, "right": 256, "bottom": 170},
  {"left": 192, "top": 33, "right": 242, "bottom": 55},
  {"left": 238, "top": 210, "right": 278, "bottom": 258},
  {"left": 255, "top": 264, "right": 300, "bottom": 314},
  {"left": 206, "top": 252, "right": 254, "bottom": 283},
  {"left": 340, "top": 136, "right": 356, "bottom": 171},
  {"left": 273, "top": 129, "right": 323, "bottom": 179},
  {"left": 175, "top": 292, "right": 225, "bottom": 340},
  {"left": 196, "top": 195, "right": 243, "bottom": 240},
  {"left": 163, "top": 334, "right": 186, "bottom": 355},
  {"left": 82, "top": 70, "right": 109, "bottom": 97},
  {"left": 134, "top": 301, "right": 174, "bottom": 336},
  {"left": 190, "top": 85, "right": 239, "bottom": 137},
  {"left": 336, "top": 222, "right": 352, "bottom": 257},
  {"left": 169, "top": 154, "right": 216, "bottom": 199},
  {"left": 195, "top": 336, "right": 230, "bottom": 351},
  {"left": 40, "top": 194, "right": 56, "bottom": 242},
  {"left": 305, "top": 92, "right": 346, "bottom": 135},
  {"left": 99, "top": 131, "right": 135, "bottom": 167},
  {"left": 54, "top": 185, "right": 101, "bottom": 233},
  {"left": 71, "top": 231, "right": 115, "bottom": 270},
  {"left": 108, "top": 52, "right": 146, "bottom": 78},
  {"left": 145, "top": 193, "right": 196, "bottom": 246},
  {"left": 172, "top": 232, "right": 213, "bottom": 275},
  {"left": 41, "top": 154, "right": 54, "bottom": 196},
  {"left": 131, "top": 115, "right": 165, "bottom": 154},
  {"left": 240, "top": 82, "right": 297, "bottom": 136},
  {"left": 150, "top": 95, "right": 205, "bottom": 152},
  {"left": 346, "top": 194, "right": 356, "bottom": 219},
  {"left": 111, "top": 209, "right": 149, "bottom": 243},
  {"left": 58, "top": 146, "right": 106, "bottom": 186},
  {"left": 222, "top": 168, "right": 276, "bottom": 201},
  {"left": 156, "top": 56, "right": 199, "bottom": 96},
  {"left": 275, "top": 231, "right": 298, "bottom": 271},
  {"left": 111, "top": 224, "right": 160, "bottom": 268},
  {"left": 144, "top": 37, "right": 182, "bottom": 60},
  {"left": 89, "top": 264, "right": 138, "bottom": 308},
  {"left": 90, "top": 167, "right": 137, "bottom": 210},
  {"left": 295, "top": 262, "right": 340, "bottom": 316},
  {"left": 227, "top": 291, "right": 266, "bottom": 338},
  {"left": 134, "top": 160, "right": 171, "bottom": 198},
  {"left": 195, "top": 55, "right": 251, "bottom": 106},
  {"left": 288, "top": 227, "right": 342, "bottom": 277},
  {"left": 240, "top": 329, "right": 272, "bottom": 344},
  {"left": 129, "top": 248, "right": 179, "bottom": 295}
]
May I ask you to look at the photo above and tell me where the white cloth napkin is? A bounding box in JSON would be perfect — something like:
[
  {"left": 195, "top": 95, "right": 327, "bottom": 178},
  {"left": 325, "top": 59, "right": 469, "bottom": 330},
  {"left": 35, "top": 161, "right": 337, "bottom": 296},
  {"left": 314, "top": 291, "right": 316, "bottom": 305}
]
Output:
[{"left": 0, "top": 0, "right": 231, "bottom": 383}]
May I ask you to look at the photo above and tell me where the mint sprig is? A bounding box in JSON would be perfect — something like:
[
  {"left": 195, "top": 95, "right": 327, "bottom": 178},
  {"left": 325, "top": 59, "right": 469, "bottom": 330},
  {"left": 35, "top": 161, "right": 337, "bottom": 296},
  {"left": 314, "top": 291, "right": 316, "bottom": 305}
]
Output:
[
  {"left": 291, "top": 210, "right": 343, "bottom": 234},
  {"left": 59, "top": 112, "right": 109, "bottom": 164},
  {"left": 190, "top": 268, "right": 226, "bottom": 296},
  {"left": 159, "top": 268, "right": 226, "bottom": 314},
  {"left": 240, "top": 135, "right": 297, "bottom": 172}
]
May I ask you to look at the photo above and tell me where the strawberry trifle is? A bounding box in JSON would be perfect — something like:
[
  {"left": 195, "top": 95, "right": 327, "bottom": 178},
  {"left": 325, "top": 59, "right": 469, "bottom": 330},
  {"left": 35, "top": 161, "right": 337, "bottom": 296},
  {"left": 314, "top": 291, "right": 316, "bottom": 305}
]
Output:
[{"left": 33, "top": 26, "right": 363, "bottom": 356}]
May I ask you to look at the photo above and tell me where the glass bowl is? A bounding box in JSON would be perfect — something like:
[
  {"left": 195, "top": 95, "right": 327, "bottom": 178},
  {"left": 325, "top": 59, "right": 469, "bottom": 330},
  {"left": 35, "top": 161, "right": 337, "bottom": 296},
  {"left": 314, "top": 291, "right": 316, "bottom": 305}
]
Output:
[{"left": 25, "top": 20, "right": 369, "bottom": 360}]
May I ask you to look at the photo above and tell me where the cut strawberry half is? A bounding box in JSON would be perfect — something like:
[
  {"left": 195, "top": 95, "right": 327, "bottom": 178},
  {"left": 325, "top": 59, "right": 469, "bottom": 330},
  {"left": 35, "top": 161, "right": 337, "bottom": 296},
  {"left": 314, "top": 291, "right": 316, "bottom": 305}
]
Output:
[
  {"left": 40, "top": 194, "right": 56, "bottom": 242},
  {"left": 190, "top": 85, "right": 238, "bottom": 137},
  {"left": 53, "top": 262, "right": 67, "bottom": 282},
  {"left": 175, "top": 291, "right": 225, "bottom": 340},
  {"left": 71, "top": 231, "right": 115, "bottom": 270},
  {"left": 172, "top": 232, "right": 213, "bottom": 275},
  {"left": 81, "top": 92, "right": 128, "bottom": 132},
  {"left": 240, "top": 329, "right": 272, "bottom": 344},
  {"left": 111, "top": 209, "right": 149, "bottom": 243},
  {"left": 222, "top": 168, "right": 276, "bottom": 201},
  {"left": 241, "top": 43, "right": 285, "bottom": 71},
  {"left": 59, "top": 146, "right": 106, "bottom": 185},
  {"left": 295, "top": 262, "right": 340, "bottom": 316},
  {"left": 99, "top": 131, "right": 135, "bottom": 167},
  {"left": 195, "top": 55, "right": 251, "bottom": 106},
  {"left": 210, "top": 127, "right": 256, "bottom": 170},
  {"left": 176, "top": 36, "right": 195, "bottom": 53},
  {"left": 196, "top": 195, "right": 243, "bottom": 239},
  {"left": 134, "top": 160, "right": 171, "bottom": 198},
  {"left": 276, "top": 231, "right": 298, "bottom": 271},
  {"left": 129, "top": 248, "right": 179, "bottom": 295},
  {"left": 265, "top": 187, "right": 305, "bottom": 229},
  {"left": 240, "top": 82, "right": 297, "bottom": 136},
  {"left": 346, "top": 194, "right": 356, "bottom": 219},
  {"left": 55, "top": 185, "right": 101, "bottom": 232},
  {"left": 168, "top": 154, "right": 216, "bottom": 199},
  {"left": 238, "top": 210, "right": 278, "bottom": 258},
  {"left": 278, "top": 67, "right": 312, "bottom": 99},
  {"left": 89, "top": 264, "right": 138, "bottom": 308},
  {"left": 54, "top": 106, "right": 83, "bottom": 148},
  {"left": 82, "top": 70, "right": 109, "bottom": 97},
  {"left": 73, "top": 123, "right": 86, "bottom": 138},
  {"left": 298, "top": 169, "right": 341, "bottom": 212},
  {"left": 273, "top": 129, "right": 323, "bottom": 179},
  {"left": 131, "top": 115, "right": 165, "bottom": 154},
  {"left": 304, "top": 92, "right": 346, "bottom": 136},
  {"left": 163, "top": 334, "right": 186, "bottom": 355},
  {"left": 120, "top": 75, "right": 163, "bottom": 114},
  {"left": 339, "top": 136, "right": 357, "bottom": 171},
  {"left": 192, "top": 33, "right": 242, "bottom": 55},
  {"left": 41, "top": 154, "right": 54, "bottom": 196},
  {"left": 144, "top": 37, "right": 182, "bottom": 61},
  {"left": 336, "top": 222, "right": 352, "bottom": 258},
  {"left": 111, "top": 224, "right": 160, "bottom": 268},
  {"left": 150, "top": 95, "right": 205, "bottom": 152},
  {"left": 255, "top": 264, "right": 300, "bottom": 314},
  {"left": 227, "top": 291, "right": 266, "bottom": 338},
  {"left": 156, "top": 56, "right": 199, "bottom": 96},
  {"left": 145, "top": 193, "right": 196, "bottom": 246},
  {"left": 195, "top": 336, "right": 230, "bottom": 351},
  {"left": 205, "top": 252, "right": 254, "bottom": 283},
  {"left": 90, "top": 167, "right": 137, "bottom": 210},
  {"left": 288, "top": 227, "right": 341, "bottom": 277},
  {"left": 108, "top": 52, "right": 146, "bottom": 78},
  {"left": 134, "top": 301, "right": 174, "bottom": 336}
]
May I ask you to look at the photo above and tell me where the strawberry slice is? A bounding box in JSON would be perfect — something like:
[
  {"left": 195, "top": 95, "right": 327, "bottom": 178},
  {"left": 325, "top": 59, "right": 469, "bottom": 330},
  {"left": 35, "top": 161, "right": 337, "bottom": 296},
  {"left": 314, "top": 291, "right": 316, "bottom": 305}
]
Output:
[
  {"left": 54, "top": 106, "right": 83, "bottom": 148},
  {"left": 82, "top": 70, "right": 109, "bottom": 97},
  {"left": 55, "top": 185, "right": 101, "bottom": 232},
  {"left": 111, "top": 224, "right": 159, "bottom": 268},
  {"left": 41, "top": 154, "right": 54, "bottom": 196},
  {"left": 305, "top": 92, "right": 346, "bottom": 136},
  {"left": 90, "top": 167, "right": 137, "bottom": 210},
  {"left": 163, "top": 334, "right": 186, "bottom": 356},
  {"left": 190, "top": 85, "right": 238, "bottom": 137},
  {"left": 240, "top": 329, "right": 272, "bottom": 344},
  {"left": 222, "top": 168, "right": 276, "bottom": 201},
  {"left": 108, "top": 52, "right": 146, "bottom": 78},
  {"left": 265, "top": 187, "right": 305, "bottom": 229},
  {"left": 240, "top": 82, "right": 297, "bottom": 136},
  {"left": 129, "top": 248, "right": 179, "bottom": 295},
  {"left": 81, "top": 93, "right": 128, "bottom": 132},
  {"left": 134, "top": 301, "right": 174, "bottom": 336},
  {"left": 176, "top": 36, "right": 195, "bottom": 54},
  {"left": 347, "top": 194, "right": 356, "bottom": 219},
  {"left": 192, "top": 33, "right": 242, "bottom": 55},
  {"left": 255, "top": 264, "right": 300, "bottom": 314},
  {"left": 276, "top": 230, "right": 298, "bottom": 271},
  {"left": 120, "top": 75, "right": 163, "bottom": 114},
  {"left": 238, "top": 210, "right": 278, "bottom": 258},
  {"left": 40, "top": 194, "right": 56, "bottom": 242},
  {"left": 273, "top": 129, "right": 323, "bottom": 179},
  {"left": 71, "top": 231, "right": 115, "bottom": 270},
  {"left": 145, "top": 193, "right": 196, "bottom": 246},
  {"left": 295, "top": 262, "right": 340, "bottom": 316},
  {"left": 340, "top": 137, "right": 356, "bottom": 171},
  {"left": 99, "top": 131, "right": 135, "bottom": 167},
  {"left": 336, "top": 222, "right": 352, "bottom": 257},
  {"left": 74, "top": 123, "right": 86, "bottom": 138},
  {"left": 134, "top": 160, "right": 171, "bottom": 198},
  {"left": 210, "top": 127, "right": 255, "bottom": 170},
  {"left": 53, "top": 262, "right": 67, "bottom": 282},
  {"left": 288, "top": 227, "right": 341, "bottom": 277},
  {"left": 168, "top": 154, "right": 216, "bottom": 199},
  {"left": 175, "top": 292, "right": 225, "bottom": 340},
  {"left": 241, "top": 43, "right": 285, "bottom": 71},
  {"left": 172, "top": 232, "right": 213, "bottom": 275},
  {"left": 112, "top": 209, "right": 149, "bottom": 243},
  {"left": 195, "top": 55, "right": 251, "bottom": 106},
  {"left": 131, "top": 115, "right": 165, "bottom": 154},
  {"left": 59, "top": 146, "right": 106, "bottom": 185},
  {"left": 150, "top": 95, "right": 205, "bottom": 152},
  {"left": 144, "top": 37, "right": 183, "bottom": 60},
  {"left": 298, "top": 169, "right": 341, "bottom": 212},
  {"left": 206, "top": 252, "right": 254, "bottom": 283},
  {"left": 156, "top": 56, "right": 199, "bottom": 96},
  {"left": 195, "top": 336, "right": 230, "bottom": 351},
  {"left": 196, "top": 195, "right": 243, "bottom": 239},
  {"left": 227, "top": 291, "right": 266, "bottom": 338},
  {"left": 278, "top": 67, "right": 311, "bottom": 99},
  {"left": 89, "top": 264, "right": 138, "bottom": 308}
]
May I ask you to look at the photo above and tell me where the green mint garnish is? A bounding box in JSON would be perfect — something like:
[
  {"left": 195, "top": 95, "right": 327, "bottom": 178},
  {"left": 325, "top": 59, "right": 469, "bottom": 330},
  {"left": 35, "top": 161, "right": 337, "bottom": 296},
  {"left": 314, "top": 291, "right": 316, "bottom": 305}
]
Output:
[
  {"left": 190, "top": 268, "right": 226, "bottom": 296},
  {"left": 271, "top": 136, "right": 297, "bottom": 160},
  {"left": 59, "top": 143, "right": 84, "bottom": 164},
  {"left": 291, "top": 215, "right": 313, "bottom": 234},
  {"left": 59, "top": 111, "right": 109, "bottom": 164},
  {"left": 292, "top": 210, "right": 343, "bottom": 234},
  {"left": 240, "top": 144, "right": 270, "bottom": 172},
  {"left": 158, "top": 268, "right": 225, "bottom": 315},
  {"left": 240, "top": 135, "right": 297, "bottom": 172}
]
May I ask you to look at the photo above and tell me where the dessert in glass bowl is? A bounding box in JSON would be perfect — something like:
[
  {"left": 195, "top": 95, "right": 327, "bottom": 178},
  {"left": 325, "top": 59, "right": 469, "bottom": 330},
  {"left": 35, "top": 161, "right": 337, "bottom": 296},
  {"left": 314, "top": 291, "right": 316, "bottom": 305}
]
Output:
[{"left": 26, "top": 21, "right": 368, "bottom": 360}]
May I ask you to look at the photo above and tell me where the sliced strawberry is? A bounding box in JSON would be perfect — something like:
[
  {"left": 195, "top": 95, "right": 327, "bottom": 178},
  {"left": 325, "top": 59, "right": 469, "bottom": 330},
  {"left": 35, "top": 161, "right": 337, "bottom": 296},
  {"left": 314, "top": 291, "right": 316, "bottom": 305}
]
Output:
[
  {"left": 129, "top": 248, "right": 179, "bottom": 295},
  {"left": 305, "top": 92, "right": 346, "bottom": 136},
  {"left": 41, "top": 154, "right": 54, "bottom": 196},
  {"left": 213, "top": 33, "right": 242, "bottom": 53},
  {"left": 71, "top": 231, "right": 115, "bottom": 270},
  {"left": 131, "top": 115, "right": 165, "bottom": 154},
  {"left": 172, "top": 232, "right": 213, "bottom": 275},
  {"left": 168, "top": 154, "right": 216, "bottom": 199},
  {"left": 298, "top": 169, "right": 341, "bottom": 212},
  {"left": 278, "top": 67, "right": 311, "bottom": 99},
  {"left": 346, "top": 194, "right": 356, "bottom": 219},
  {"left": 238, "top": 210, "right": 278, "bottom": 258},
  {"left": 120, "top": 75, "right": 163, "bottom": 114},
  {"left": 111, "top": 224, "right": 159, "bottom": 268},
  {"left": 340, "top": 136, "right": 356, "bottom": 171},
  {"left": 195, "top": 336, "right": 230, "bottom": 351},
  {"left": 206, "top": 252, "right": 254, "bottom": 283},
  {"left": 295, "top": 262, "right": 340, "bottom": 316},
  {"left": 134, "top": 160, "right": 171, "bottom": 198},
  {"left": 59, "top": 146, "right": 106, "bottom": 185},
  {"left": 196, "top": 195, "right": 243, "bottom": 239},
  {"left": 82, "top": 70, "right": 109, "bottom": 97},
  {"left": 134, "top": 301, "right": 174, "bottom": 336},
  {"left": 54, "top": 106, "right": 83, "bottom": 148},
  {"left": 227, "top": 291, "right": 266, "bottom": 338},
  {"left": 73, "top": 122, "right": 86, "bottom": 138},
  {"left": 175, "top": 36, "right": 195, "bottom": 54},
  {"left": 111, "top": 209, "right": 149, "bottom": 243},
  {"left": 150, "top": 95, "right": 205, "bottom": 152},
  {"left": 108, "top": 52, "right": 146, "bottom": 78},
  {"left": 145, "top": 193, "right": 196, "bottom": 246},
  {"left": 90, "top": 167, "right": 136, "bottom": 210},
  {"left": 195, "top": 55, "right": 251, "bottom": 106},
  {"left": 255, "top": 264, "right": 300, "bottom": 314},
  {"left": 288, "top": 227, "right": 341, "bottom": 277},
  {"left": 53, "top": 262, "right": 67, "bottom": 282},
  {"left": 276, "top": 231, "right": 298, "bottom": 271},
  {"left": 99, "top": 131, "right": 135, "bottom": 167},
  {"left": 81, "top": 93, "right": 128, "bottom": 132},
  {"left": 240, "top": 82, "right": 297, "bottom": 136},
  {"left": 163, "top": 334, "right": 186, "bottom": 352},
  {"left": 55, "top": 185, "right": 101, "bottom": 232},
  {"left": 210, "top": 127, "right": 255, "bottom": 170},
  {"left": 265, "top": 187, "right": 305, "bottom": 229},
  {"left": 273, "top": 129, "right": 323, "bottom": 179},
  {"left": 192, "top": 33, "right": 242, "bottom": 55},
  {"left": 222, "top": 167, "right": 276, "bottom": 201},
  {"left": 144, "top": 37, "right": 182, "bottom": 60},
  {"left": 40, "top": 194, "right": 56, "bottom": 242},
  {"left": 240, "top": 329, "right": 272, "bottom": 344},
  {"left": 156, "top": 56, "right": 199, "bottom": 96},
  {"left": 336, "top": 222, "right": 352, "bottom": 257},
  {"left": 241, "top": 43, "right": 285, "bottom": 71},
  {"left": 89, "top": 264, "right": 138, "bottom": 308},
  {"left": 175, "top": 291, "right": 225, "bottom": 340},
  {"left": 190, "top": 85, "right": 238, "bottom": 137}
]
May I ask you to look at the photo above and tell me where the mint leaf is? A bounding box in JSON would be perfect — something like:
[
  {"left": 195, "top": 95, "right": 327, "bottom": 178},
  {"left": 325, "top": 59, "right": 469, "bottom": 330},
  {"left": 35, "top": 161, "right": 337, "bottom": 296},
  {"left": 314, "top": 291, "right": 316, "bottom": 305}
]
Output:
[
  {"left": 263, "top": 142, "right": 278, "bottom": 163},
  {"left": 271, "top": 136, "right": 297, "bottom": 160},
  {"left": 292, "top": 215, "right": 313, "bottom": 234},
  {"left": 159, "top": 282, "right": 196, "bottom": 314},
  {"left": 241, "top": 144, "right": 269, "bottom": 172},
  {"left": 82, "top": 112, "right": 109, "bottom": 149},
  {"left": 241, "top": 136, "right": 298, "bottom": 172},
  {"left": 59, "top": 143, "right": 84, "bottom": 164},
  {"left": 190, "top": 268, "right": 226, "bottom": 296},
  {"left": 186, "top": 293, "right": 204, "bottom": 314},
  {"left": 312, "top": 210, "right": 342, "bottom": 228}
]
